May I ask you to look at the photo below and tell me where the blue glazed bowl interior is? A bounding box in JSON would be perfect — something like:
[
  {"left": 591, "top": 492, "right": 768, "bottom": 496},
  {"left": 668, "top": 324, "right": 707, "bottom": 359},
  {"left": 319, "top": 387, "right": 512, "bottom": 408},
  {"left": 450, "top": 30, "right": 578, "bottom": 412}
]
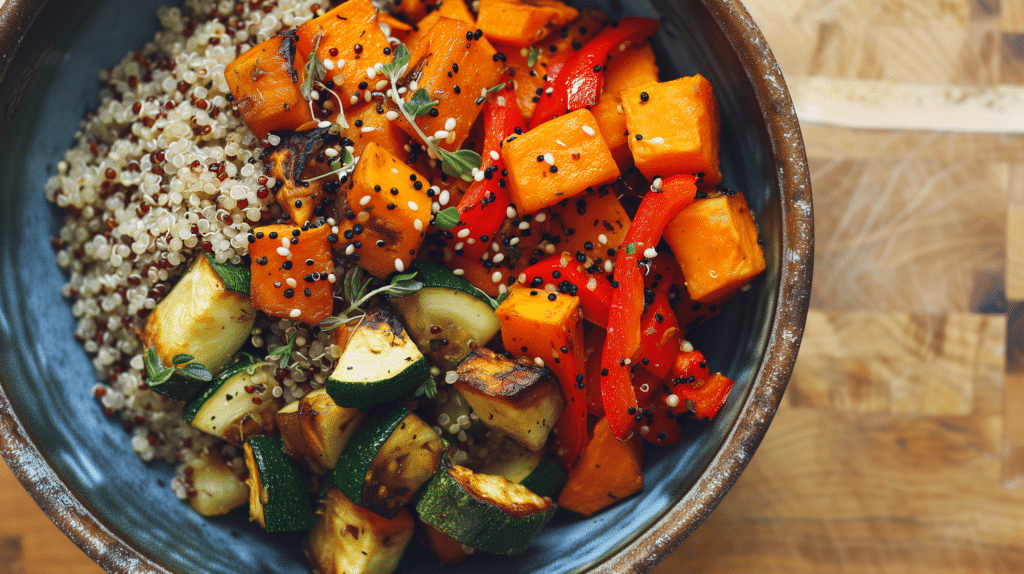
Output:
[{"left": 0, "top": 0, "right": 791, "bottom": 572}]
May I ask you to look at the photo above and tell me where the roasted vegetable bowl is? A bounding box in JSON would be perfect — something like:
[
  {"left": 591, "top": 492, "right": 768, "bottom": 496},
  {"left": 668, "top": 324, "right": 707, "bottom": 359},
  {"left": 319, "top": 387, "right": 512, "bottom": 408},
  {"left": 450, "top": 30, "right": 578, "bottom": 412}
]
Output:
[{"left": 0, "top": 0, "right": 811, "bottom": 573}]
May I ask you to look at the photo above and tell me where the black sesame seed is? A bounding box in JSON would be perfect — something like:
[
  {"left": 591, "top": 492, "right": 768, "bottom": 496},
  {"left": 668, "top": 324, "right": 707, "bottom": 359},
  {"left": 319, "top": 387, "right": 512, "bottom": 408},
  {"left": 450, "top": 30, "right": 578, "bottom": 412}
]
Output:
[{"left": 283, "top": 288, "right": 294, "bottom": 298}]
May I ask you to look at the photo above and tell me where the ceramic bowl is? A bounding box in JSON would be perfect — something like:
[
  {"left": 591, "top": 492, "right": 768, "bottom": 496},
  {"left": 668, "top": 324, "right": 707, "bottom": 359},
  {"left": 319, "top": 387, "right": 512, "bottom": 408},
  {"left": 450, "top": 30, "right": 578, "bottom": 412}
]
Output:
[{"left": 0, "top": 0, "right": 812, "bottom": 572}]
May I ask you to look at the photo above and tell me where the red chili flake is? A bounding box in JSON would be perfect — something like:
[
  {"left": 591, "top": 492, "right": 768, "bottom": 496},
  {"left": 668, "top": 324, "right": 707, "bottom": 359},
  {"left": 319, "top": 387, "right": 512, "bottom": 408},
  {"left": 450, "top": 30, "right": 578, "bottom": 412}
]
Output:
[
  {"left": 153, "top": 150, "right": 166, "bottom": 163},
  {"left": 276, "top": 368, "right": 289, "bottom": 379},
  {"left": 177, "top": 81, "right": 190, "bottom": 93},
  {"left": 164, "top": 101, "right": 176, "bottom": 110},
  {"left": 244, "top": 385, "right": 255, "bottom": 393},
  {"left": 190, "top": 224, "right": 199, "bottom": 234},
  {"left": 252, "top": 397, "right": 263, "bottom": 405},
  {"left": 328, "top": 47, "right": 339, "bottom": 57}
]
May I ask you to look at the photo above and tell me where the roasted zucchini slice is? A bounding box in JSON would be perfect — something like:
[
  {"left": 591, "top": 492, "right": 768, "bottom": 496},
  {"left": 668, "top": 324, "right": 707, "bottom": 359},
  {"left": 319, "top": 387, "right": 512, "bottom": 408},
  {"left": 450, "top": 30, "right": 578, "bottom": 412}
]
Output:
[
  {"left": 453, "top": 348, "right": 564, "bottom": 451},
  {"left": 243, "top": 435, "right": 314, "bottom": 532},
  {"left": 305, "top": 486, "right": 415, "bottom": 574},
  {"left": 326, "top": 305, "right": 430, "bottom": 409},
  {"left": 478, "top": 436, "right": 566, "bottom": 499},
  {"left": 333, "top": 403, "right": 444, "bottom": 519},
  {"left": 415, "top": 456, "right": 557, "bottom": 555},
  {"left": 183, "top": 357, "right": 283, "bottom": 445},
  {"left": 276, "top": 388, "right": 365, "bottom": 475}
]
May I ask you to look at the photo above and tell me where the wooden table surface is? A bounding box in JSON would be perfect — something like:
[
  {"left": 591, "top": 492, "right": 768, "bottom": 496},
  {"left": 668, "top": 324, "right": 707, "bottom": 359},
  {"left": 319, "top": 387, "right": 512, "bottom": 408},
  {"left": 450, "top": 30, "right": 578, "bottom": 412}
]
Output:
[{"left": 5, "top": 0, "right": 1024, "bottom": 572}]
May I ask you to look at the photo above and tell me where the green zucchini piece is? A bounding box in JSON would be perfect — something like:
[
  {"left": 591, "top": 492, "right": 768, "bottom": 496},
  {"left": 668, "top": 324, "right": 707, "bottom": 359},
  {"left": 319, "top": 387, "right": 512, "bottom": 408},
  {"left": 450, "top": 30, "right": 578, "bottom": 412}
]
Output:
[
  {"left": 325, "top": 305, "right": 430, "bottom": 409},
  {"left": 243, "top": 435, "right": 314, "bottom": 532},
  {"left": 478, "top": 437, "right": 565, "bottom": 499},
  {"left": 305, "top": 486, "right": 415, "bottom": 574},
  {"left": 389, "top": 261, "right": 501, "bottom": 370},
  {"left": 183, "top": 356, "right": 283, "bottom": 445},
  {"left": 147, "top": 371, "right": 207, "bottom": 402},
  {"left": 453, "top": 348, "right": 564, "bottom": 451},
  {"left": 415, "top": 457, "right": 557, "bottom": 555},
  {"left": 143, "top": 254, "right": 255, "bottom": 377},
  {"left": 204, "top": 252, "right": 251, "bottom": 295},
  {"left": 333, "top": 404, "right": 443, "bottom": 518}
]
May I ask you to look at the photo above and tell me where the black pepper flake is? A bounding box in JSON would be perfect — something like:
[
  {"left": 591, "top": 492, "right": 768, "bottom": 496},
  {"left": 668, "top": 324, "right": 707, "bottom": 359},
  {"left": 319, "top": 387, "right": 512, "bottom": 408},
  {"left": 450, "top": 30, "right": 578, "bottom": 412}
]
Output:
[
  {"left": 547, "top": 293, "right": 557, "bottom": 301},
  {"left": 635, "top": 134, "right": 643, "bottom": 140},
  {"left": 304, "top": 287, "right": 312, "bottom": 296},
  {"left": 327, "top": 234, "right": 338, "bottom": 243},
  {"left": 268, "top": 231, "right": 278, "bottom": 239}
]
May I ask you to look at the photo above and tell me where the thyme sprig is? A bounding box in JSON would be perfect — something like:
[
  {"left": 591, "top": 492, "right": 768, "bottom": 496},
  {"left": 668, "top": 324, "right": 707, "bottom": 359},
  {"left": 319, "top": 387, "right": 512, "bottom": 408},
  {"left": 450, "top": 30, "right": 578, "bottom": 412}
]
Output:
[
  {"left": 302, "top": 34, "right": 349, "bottom": 129},
  {"left": 377, "top": 44, "right": 482, "bottom": 182},
  {"left": 318, "top": 267, "right": 424, "bottom": 333},
  {"left": 266, "top": 331, "right": 299, "bottom": 369},
  {"left": 144, "top": 346, "right": 213, "bottom": 386}
]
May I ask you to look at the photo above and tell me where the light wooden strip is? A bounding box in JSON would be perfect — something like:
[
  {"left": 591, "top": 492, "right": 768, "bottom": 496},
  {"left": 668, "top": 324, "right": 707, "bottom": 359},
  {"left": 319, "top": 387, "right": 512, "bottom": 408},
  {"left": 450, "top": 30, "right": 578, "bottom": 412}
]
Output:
[
  {"left": 800, "top": 124, "right": 1024, "bottom": 162},
  {"left": 1002, "top": 0, "right": 1024, "bottom": 32},
  {"left": 788, "top": 311, "right": 1004, "bottom": 416},
  {"left": 792, "top": 77, "right": 1024, "bottom": 133}
]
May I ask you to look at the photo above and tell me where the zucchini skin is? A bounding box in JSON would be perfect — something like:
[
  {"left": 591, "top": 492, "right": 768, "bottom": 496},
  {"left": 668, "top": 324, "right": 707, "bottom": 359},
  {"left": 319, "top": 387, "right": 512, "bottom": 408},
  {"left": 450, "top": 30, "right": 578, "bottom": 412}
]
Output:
[
  {"left": 332, "top": 403, "right": 409, "bottom": 509},
  {"left": 415, "top": 458, "right": 557, "bottom": 555},
  {"left": 519, "top": 456, "right": 565, "bottom": 500},
  {"left": 182, "top": 357, "right": 258, "bottom": 424},
  {"left": 245, "top": 435, "right": 314, "bottom": 532}
]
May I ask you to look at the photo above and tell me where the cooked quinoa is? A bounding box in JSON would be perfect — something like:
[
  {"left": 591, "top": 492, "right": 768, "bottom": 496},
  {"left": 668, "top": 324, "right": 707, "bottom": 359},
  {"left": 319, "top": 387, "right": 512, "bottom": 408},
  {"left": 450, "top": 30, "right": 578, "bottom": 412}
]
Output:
[{"left": 45, "top": 0, "right": 352, "bottom": 500}]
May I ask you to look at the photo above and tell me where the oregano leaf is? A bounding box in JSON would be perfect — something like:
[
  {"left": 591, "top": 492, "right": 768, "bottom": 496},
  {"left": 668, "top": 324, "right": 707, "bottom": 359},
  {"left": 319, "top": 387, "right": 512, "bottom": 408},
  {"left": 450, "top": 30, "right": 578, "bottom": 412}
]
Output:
[
  {"left": 438, "top": 148, "right": 482, "bottom": 182},
  {"left": 404, "top": 88, "right": 438, "bottom": 117},
  {"left": 433, "top": 207, "right": 460, "bottom": 230}
]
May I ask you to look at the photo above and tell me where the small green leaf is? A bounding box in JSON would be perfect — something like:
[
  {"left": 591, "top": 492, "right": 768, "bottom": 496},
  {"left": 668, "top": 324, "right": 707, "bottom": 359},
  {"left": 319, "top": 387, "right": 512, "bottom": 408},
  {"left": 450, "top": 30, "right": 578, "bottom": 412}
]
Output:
[
  {"left": 171, "top": 353, "right": 195, "bottom": 366},
  {"left": 178, "top": 363, "right": 213, "bottom": 382},
  {"left": 319, "top": 316, "right": 346, "bottom": 331},
  {"left": 433, "top": 207, "right": 460, "bottom": 230},
  {"left": 379, "top": 43, "right": 411, "bottom": 80},
  {"left": 414, "top": 377, "right": 438, "bottom": 399},
  {"left": 205, "top": 253, "right": 251, "bottom": 295},
  {"left": 391, "top": 271, "right": 419, "bottom": 284},
  {"left": 527, "top": 45, "right": 539, "bottom": 67},
  {"left": 267, "top": 331, "right": 299, "bottom": 369},
  {"left": 386, "top": 280, "right": 423, "bottom": 298},
  {"left": 495, "top": 291, "right": 510, "bottom": 306},
  {"left": 438, "top": 148, "right": 482, "bottom": 182},
  {"left": 342, "top": 267, "right": 366, "bottom": 304},
  {"left": 145, "top": 346, "right": 163, "bottom": 378},
  {"left": 624, "top": 242, "right": 637, "bottom": 255},
  {"left": 403, "top": 88, "right": 438, "bottom": 117},
  {"left": 685, "top": 399, "right": 696, "bottom": 412},
  {"left": 149, "top": 366, "right": 175, "bottom": 385},
  {"left": 300, "top": 34, "right": 327, "bottom": 101},
  {"left": 485, "top": 82, "right": 507, "bottom": 95}
]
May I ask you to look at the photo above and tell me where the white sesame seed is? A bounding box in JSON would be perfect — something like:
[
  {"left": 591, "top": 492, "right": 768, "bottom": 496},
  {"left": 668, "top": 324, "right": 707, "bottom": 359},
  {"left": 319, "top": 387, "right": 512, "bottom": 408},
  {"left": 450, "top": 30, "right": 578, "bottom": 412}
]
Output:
[
  {"left": 492, "top": 253, "right": 505, "bottom": 264},
  {"left": 474, "top": 171, "right": 485, "bottom": 182},
  {"left": 682, "top": 340, "right": 694, "bottom": 352},
  {"left": 490, "top": 150, "right": 500, "bottom": 161},
  {"left": 534, "top": 212, "right": 547, "bottom": 223},
  {"left": 534, "top": 357, "right": 545, "bottom": 367},
  {"left": 543, "top": 153, "right": 555, "bottom": 165},
  {"left": 604, "top": 259, "right": 614, "bottom": 273},
  {"left": 518, "top": 221, "right": 530, "bottom": 230},
  {"left": 286, "top": 278, "right": 298, "bottom": 288},
  {"left": 518, "top": 273, "right": 527, "bottom": 284},
  {"left": 453, "top": 268, "right": 465, "bottom": 276},
  {"left": 644, "top": 247, "right": 658, "bottom": 259},
  {"left": 335, "top": 58, "right": 346, "bottom": 69},
  {"left": 651, "top": 136, "right": 665, "bottom": 145},
  {"left": 652, "top": 177, "right": 663, "bottom": 190},
  {"left": 506, "top": 206, "right": 517, "bottom": 219},
  {"left": 498, "top": 283, "right": 508, "bottom": 294},
  {"left": 457, "top": 228, "right": 471, "bottom": 238},
  {"left": 444, "top": 118, "right": 457, "bottom": 131},
  {"left": 491, "top": 271, "right": 502, "bottom": 283},
  {"left": 364, "top": 91, "right": 373, "bottom": 102},
  {"left": 366, "top": 66, "right": 377, "bottom": 79},
  {"left": 544, "top": 243, "right": 556, "bottom": 254},
  {"left": 407, "top": 201, "right": 419, "bottom": 211},
  {"left": 345, "top": 244, "right": 355, "bottom": 255},
  {"left": 556, "top": 139, "right": 566, "bottom": 147},
  {"left": 318, "top": 120, "right": 332, "bottom": 128},
  {"left": 290, "top": 308, "right": 302, "bottom": 318},
  {"left": 350, "top": 95, "right": 360, "bottom": 105},
  {"left": 361, "top": 126, "right": 376, "bottom": 133},
  {"left": 509, "top": 237, "right": 520, "bottom": 246},
  {"left": 324, "top": 59, "right": 335, "bottom": 70},
  {"left": 276, "top": 246, "right": 290, "bottom": 257},
  {"left": 666, "top": 394, "right": 680, "bottom": 408},
  {"left": 454, "top": 242, "right": 465, "bottom": 251},
  {"left": 414, "top": 219, "right": 423, "bottom": 231},
  {"left": 324, "top": 148, "right": 339, "bottom": 157},
  {"left": 439, "top": 189, "right": 450, "bottom": 206},
  {"left": 328, "top": 274, "right": 337, "bottom": 283},
  {"left": 582, "top": 125, "right": 596, "bottom": 136},
  {"left": 385, "top": 110, "right": 400, "bottom": 121},
  {"left": 395, "top": 258, "right": 405, "bottom": 272},
  {"left": 434, "top": 130, "right": 449, "bottom": 140},
  {"left": 374, "top": 79, "right": 388, "bottom": 91},
  {"left": 359, "top": 195, "right": 371, "bottom": 206}
]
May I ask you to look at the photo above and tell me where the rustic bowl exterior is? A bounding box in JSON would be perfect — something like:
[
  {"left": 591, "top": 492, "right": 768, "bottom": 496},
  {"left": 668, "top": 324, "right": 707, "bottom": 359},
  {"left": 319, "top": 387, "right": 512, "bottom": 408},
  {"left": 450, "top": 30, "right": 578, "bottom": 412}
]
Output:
[{"left": 0, "top": 0, "right": 811, "bottom": 573}]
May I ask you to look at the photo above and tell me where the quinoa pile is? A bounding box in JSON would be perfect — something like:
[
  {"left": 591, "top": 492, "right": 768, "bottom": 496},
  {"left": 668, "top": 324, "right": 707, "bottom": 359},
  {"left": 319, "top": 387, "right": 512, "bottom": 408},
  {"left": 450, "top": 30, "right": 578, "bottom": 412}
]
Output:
[{"left": 44, "top": 0, "right": 412, "bottom": 500}]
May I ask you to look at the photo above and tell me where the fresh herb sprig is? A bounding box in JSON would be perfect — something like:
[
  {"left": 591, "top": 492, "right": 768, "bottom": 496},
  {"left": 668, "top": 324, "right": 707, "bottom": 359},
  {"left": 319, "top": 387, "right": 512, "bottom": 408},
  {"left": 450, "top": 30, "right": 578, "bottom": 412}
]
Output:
[
  {"left": 144, "top": 346, "right": 213, "bottom": 386},
  {"left": 301, "top": 34, "right": 349, "bottom": 129},
  {"left": 266, "top": 331, "right": 299, "bottom": 369},
  {"left": 319, "top": 267, "right": 424, "bottom": 333},
  {"left": 303, "top": 147, "right": 356, "bottom": 183},
  {"left": 377, "top": 44, "right": 482, "bottom": 182}
]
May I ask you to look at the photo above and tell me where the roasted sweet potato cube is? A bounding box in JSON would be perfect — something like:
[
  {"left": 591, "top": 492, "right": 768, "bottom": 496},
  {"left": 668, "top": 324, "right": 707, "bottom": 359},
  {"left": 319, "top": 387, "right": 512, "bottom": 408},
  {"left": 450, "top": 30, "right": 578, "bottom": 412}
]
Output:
[
  {"left": 343, "top": 100, "right": 410, "bottom": 161},
  {"left": 260, "top": 127, "right": 343, "bottom": 224},
  {"left": 225, "top": 31, "right": 314, "bottom": 140},
  {"left": 403, "top": 0, "right": 477, "bottom": 52},
  {"left": 454, "top": 348, "right": 565, "bottom": 451},
  {"left": 621, "top": 75, "right": 721, "bottom": 186},
  {"left": 390, "top": 0, "right": 439, "bottom": 24},
  {"left": 249, "top": 221, "right": 336, "bottom": 324},
  {"left": 664, "top": 192, "right": 766, "bottom": 304},
  {"left": 336, "top": 142, "right": 430, "bottom": 278},
  {"left": 476, "top": 0, "right": 579, "bottom": 47},
  {"left": 591, "top": 42, "right": 659, "bottom": 172},
  {"left": 558, "top": 415, "right": 643, "bottom": 516},
  {"left": 504, "top": 108, "right": 620, "bottom": 214},
  {"left": 396, "top": 17, "right": 504, "bottom": 152},
  {"left": 546, "top": 186, "right": 631, "bottom": 262},
  {"left": 295, "top": 0, "right": 393, "bottom": 108}
]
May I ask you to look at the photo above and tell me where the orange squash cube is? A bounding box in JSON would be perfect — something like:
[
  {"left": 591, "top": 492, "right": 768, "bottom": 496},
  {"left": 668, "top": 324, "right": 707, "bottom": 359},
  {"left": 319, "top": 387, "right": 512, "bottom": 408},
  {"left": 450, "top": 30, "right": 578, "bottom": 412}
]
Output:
[
  {"left": 621, "top": 75, "right": 721, "bottom": 186},
  {"left": 337, "top": 142, "right": 431, "bottom": 278},
  {"left": 476, "top": 0, "right": 579, "bottom": 47},
  {"left": 504, "top": 109, "right": 620, "bottom": 214},
  {"left": 663, "top": 192, "right": 766, "bottom": 304},
  {"left": 249, "top": 221, "right": 335, "bottom": 324},
  {"left": 546, "top": 186, "right": 631, "bottom": 261},
  {"left": 558, "top": 416, "right": 643, "bottom": 516},
  {"left": 225, "top": 32, "right": 314, "bottom": 140},
  {"left": 342, "top": 100, "right": 410, "bottom": 162}
]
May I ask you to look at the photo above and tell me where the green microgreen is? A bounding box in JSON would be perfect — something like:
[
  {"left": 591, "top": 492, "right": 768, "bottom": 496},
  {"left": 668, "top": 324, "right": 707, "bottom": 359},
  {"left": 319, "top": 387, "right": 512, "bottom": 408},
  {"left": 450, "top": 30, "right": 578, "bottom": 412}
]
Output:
[
  {"left": 527, "top": 45, "right": 539, "bottom": 67},
  {"left": 145, "top": 346, "right": 213, "bottom": 386},
  {"left": 266, "top": 331, "right": 299, "bottom": 369},
  {"left": 433, "top": 207, "right": 461, "bottom": 231}
]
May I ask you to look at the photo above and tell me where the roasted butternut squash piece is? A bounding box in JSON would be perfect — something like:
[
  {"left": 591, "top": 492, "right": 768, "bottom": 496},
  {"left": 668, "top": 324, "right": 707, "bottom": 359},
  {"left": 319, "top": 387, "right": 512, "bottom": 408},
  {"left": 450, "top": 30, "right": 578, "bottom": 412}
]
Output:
[
  {"left": 557, "top": 415, "right": 643, "bottom": 516},
  {"left": 476, "top": 0, "right": 579, "bottom": 47},
  {"left": 591, "top": 42, "right": 659, "bottom": 172},
  {"left": 390, "top": 0, "right": 439, "bottom": 25},
  {"left": 504, "top": 108, "right": 620, "bottom": 214},
  {"left": 546, "top": 185, "right": 631, "bottom": 263},
  {"left": 396, "top": 17, "right": 504, "bottom": 152},
  {"left": 260, "top": 127, "right": 343, "bottom": 225},
  {"left": 379, "top": 12, "right": 414, "bottom": 42},
  {"left": 295, "top": 0, "right": 393, "bottom": 109},
  {"left": 343, "top": 100, "right": 410, "bottom": 161},
  {"left": 336, "top": 142, "right": 430, "bottom": 278},
  {"left": 403, "top": 0, "right": 476, "bottom": 52},
  {"left": 664, "top": 192, "right": 766, "bottom": 304},
  {"left": 225, "top": 31, "right": 314, "bottom": 140},
  {"left": 621, "top": 75, "right": 722, "bottom": 186},
  {"left": 248, "top": 220, "right": 336, "bottom": 324}
]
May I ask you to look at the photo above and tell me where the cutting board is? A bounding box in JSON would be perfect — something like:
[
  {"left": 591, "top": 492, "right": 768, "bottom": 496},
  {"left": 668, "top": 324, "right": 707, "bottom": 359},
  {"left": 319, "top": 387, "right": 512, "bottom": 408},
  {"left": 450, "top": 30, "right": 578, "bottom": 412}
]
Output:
[{"left": 4, "top": 0, "right": 1024, "bottom": 573}]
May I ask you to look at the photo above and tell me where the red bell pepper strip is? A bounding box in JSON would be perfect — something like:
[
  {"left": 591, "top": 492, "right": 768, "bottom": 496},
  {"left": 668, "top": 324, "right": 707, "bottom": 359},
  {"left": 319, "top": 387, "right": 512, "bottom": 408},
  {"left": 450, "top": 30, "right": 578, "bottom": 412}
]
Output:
[
  {"left": 600, "top": 174, "right": 698, "bottom": 440},
  {"left": 519, "top": 252, "right": 613, "bottom": 328},
  {"left": 451, "top": 88, "right": 526, "bottom": 261},
  {"left": 672, "top": 372, "right": 734, "bottom": 420},
  {"left": 529, "top": 17, "right": 660, "bottom": 130},
  {"left": 637, "top": 290, "right": 682, "bottom": 380},
  {"left": 671, "top": 349, "right": 711, "bottom": 383}
]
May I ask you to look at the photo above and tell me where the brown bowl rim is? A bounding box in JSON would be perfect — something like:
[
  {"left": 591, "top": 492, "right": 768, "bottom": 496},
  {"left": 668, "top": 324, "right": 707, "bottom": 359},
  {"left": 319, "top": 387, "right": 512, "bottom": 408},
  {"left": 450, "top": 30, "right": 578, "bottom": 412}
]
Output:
[{"left": 0, "top": 0, "right": 812, "bottom": 572}]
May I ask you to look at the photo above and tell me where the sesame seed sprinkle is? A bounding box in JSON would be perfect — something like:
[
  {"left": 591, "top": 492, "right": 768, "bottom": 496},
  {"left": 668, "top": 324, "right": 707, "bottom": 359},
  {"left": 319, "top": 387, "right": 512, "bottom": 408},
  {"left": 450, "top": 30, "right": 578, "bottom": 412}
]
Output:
[
  {"left": 582, "top": 125, "right": 596, "bottom": 136},
  {"left": 395, "top": 258, "right": 405, "bottom": 272}
]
